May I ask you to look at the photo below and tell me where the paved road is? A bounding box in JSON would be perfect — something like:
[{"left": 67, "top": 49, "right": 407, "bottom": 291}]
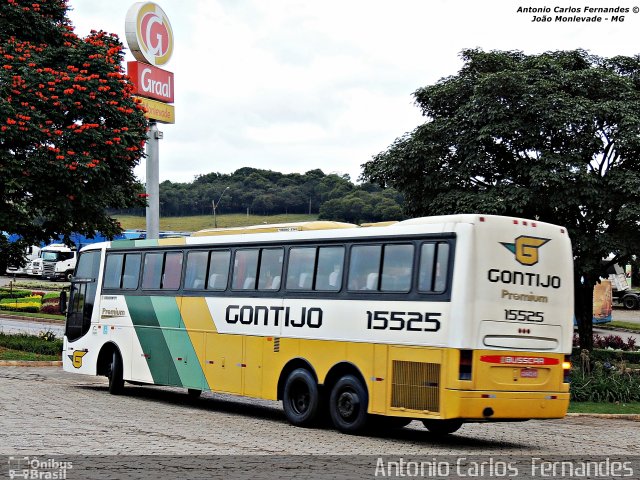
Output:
[
  {"left": 0, "top": 317, "right": 64, "bottom": 336},
  {"left": 0, "top": 366, "right": 639, "bottom": 478}
]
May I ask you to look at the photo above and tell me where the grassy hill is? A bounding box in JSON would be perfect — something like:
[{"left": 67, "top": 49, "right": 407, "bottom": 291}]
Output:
[{"left": 115, "top": 214, "right": 318, "bottom": 233}]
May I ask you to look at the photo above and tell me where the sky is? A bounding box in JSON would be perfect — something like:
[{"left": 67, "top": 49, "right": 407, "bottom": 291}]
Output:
[{"left": 67, "top": 0, "right": 640, "bottom": 184}]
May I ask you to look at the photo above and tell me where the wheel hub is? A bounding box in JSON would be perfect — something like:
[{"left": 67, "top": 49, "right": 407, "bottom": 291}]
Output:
[{"left": 337, "top": 391, "right": 359, "bottom": 418}]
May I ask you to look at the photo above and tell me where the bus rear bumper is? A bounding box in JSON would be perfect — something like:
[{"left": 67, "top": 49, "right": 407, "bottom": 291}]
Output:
[
  {"left": 384, "top": 389, "right": 569, "bottom": 421},
  {"left": 443, "top": 389, "right": 570, "bottom": 420}
]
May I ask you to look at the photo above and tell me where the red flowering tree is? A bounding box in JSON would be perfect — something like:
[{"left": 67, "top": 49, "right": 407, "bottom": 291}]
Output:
[{"left": 0, "top": 0, "right": 148, "bottom": 267}]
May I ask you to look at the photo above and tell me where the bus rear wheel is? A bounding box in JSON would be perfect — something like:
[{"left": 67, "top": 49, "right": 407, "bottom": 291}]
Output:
[
  {"left": 422, "top": 419, "right": 463, "bottom": 435},
  {"left": 107, "top": 351, "right": 124, "bottom": 395},
  {"left": 329, "top": 375, "right": 369, "bottom": 434},
  {"left": 283, "top": 368, "right": 319, "bottom": 427}
]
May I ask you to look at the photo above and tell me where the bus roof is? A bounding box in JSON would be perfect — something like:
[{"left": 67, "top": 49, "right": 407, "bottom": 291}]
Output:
[{"left": 191, "top": 221, "right": 358, "bottom": 237}]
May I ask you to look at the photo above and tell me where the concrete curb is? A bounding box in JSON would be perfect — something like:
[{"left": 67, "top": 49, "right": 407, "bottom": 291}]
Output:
[
  {"left": 567, "top": 413, "right": 640, "bottom": 421},
  {"left": 0, "top": 360, "right": 62, "bottom": 367}
]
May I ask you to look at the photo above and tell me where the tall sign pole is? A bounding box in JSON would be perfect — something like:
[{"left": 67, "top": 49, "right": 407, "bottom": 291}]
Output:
[
  {"left": 125, "top": 2, "right": 175, "bottom": 240},
  {"left": 145, "top": 122, "right": 161, "bottom": 239}
]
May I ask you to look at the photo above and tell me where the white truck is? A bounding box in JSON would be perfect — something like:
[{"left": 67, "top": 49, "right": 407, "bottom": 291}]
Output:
[
  {"left": 608, "top": 263, "right": 640, "bottom": 309},
  {"left": 39, "top": 243, "right": 77, "bottom": 281},
  {"left": 5, "top": 245, "right": 41, "bottom": 276}
]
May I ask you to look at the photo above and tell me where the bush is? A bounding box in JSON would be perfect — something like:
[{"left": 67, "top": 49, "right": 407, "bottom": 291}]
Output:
[
  {"left": 572, "top": 348, "right": 640, "bottom": 365},
  {"left": 572, "top": 333, "right": 638, "bottom": 351},
  {"left": 0, "top": 289, "right": 32, "bottom": 300},
  {"left": 570, "top": 362, "right": 640, "bottom": 402},
  {"left": 40, "top": 303, "right": 61, "bottom": 315},
  {"left": 0, "top": 295, "right": 42, "bottom": 305},
  {"left": 0, "top": 303, "right": 40, "bottom": 313},
  {"left": 0, "top": 332, "right": 63, "bottom": 355}
]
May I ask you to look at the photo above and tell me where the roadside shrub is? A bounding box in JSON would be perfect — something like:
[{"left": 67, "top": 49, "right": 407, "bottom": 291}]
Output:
[
  {"left": 0, "top": 289, "right": 32, "bottom": 300},
  {"left": 572, "top": 333, "right": 638, "bottom": 351},
  {"left": 0, "top": 332, "right": 62, "bottom": 355},
  {"left": 570, "top": 362, "right": 640, "bottom": 402},
  {"left": 0, "top": 303, "right": 40, "bottom": 313},
  {"left": 0, "top": 295, "right": 42, "bottom": 305},
  {"left": 40, "top": 303, "right": 61, "bottom": 315},
  {"left": 572, "top": 348, "right": 640, "bottom": 365}
]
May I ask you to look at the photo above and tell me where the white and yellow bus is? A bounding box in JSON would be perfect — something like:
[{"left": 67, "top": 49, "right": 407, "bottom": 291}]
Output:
[{"left": 62, "top": 215, "right": 573, "bottom": 434}]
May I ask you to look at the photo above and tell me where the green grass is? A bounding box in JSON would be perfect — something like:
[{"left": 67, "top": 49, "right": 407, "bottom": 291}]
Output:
[
  {"left": 0, "top": 346, "right": 60, "bottom": 361},
  {"left": 608, "top": 321, "right": 640, "bottom": 332},
  {"left": 569, "top": 401, "right": 640, "bottom": 414},
  {"left": 115, "top": 213, "right": 319, "bottom": 232}
]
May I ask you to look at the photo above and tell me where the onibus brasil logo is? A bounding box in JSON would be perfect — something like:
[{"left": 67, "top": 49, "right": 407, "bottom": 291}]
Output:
[{"left": 501, "top": 236, "right": 550, "bottom": 266}]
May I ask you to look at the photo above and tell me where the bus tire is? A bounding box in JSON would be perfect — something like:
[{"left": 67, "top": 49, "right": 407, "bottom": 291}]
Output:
[
  {"left": 107, "top": 350, "right": 124, "bottom": 395},
  {"left": 329, "top": 375, "right": 369, "bottom": 433},
  {"left": 422, "top": 419, "right": 463, "bottom": 435},
  {"left": 282, "top": 368, "right": 320, "bottom": 427}
]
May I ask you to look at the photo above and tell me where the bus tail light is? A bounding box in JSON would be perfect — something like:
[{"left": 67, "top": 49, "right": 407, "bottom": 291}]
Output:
[
  {"left": 562, "top": 355, "right": 571, "bottom": 383},
  {"left": 459, "top": 350, "right": 473, "bottom": 380}
]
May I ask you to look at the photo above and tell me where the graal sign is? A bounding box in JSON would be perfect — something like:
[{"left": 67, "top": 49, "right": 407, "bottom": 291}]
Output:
[
  {"left": 125, "top": 2, "right": 174, "bottom": 67},
  {"left": 127, "top": 61, "right": 174, "bottom": 103}
]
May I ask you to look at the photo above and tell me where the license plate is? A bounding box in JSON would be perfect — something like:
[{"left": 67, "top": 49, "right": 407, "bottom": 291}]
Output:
[{"left": 520, "top": 369, "right": 538, "bottom": 378}]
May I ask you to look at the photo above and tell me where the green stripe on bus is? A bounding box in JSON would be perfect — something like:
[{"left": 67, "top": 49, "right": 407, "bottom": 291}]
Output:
[
  {"left": 134, "top": 239, "right": 159, "bottom": 247},
  {"left": 150, "top": 297, "right": 208, "bottom": 390},
  {"left": 125, "top": 296, "right": 181, "bottom": 387},
  {"left": 110, "top": 240, "right": 137, "bottom": 249}
]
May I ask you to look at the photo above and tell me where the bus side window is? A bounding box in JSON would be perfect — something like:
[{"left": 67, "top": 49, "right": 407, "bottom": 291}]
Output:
[
  {"left": 104, "top": 254, "right": 124, "bottom": 289},
  {"left": 286, "top": 247, "right": 316, "bottom": 291},
  {"left": 185, "top": 251, "right": 208, "bottom": 290},
  {"left": 233, "top": 249, "right": 259, "bottom": 290},
  {"left": 315, "top": 246, "right": 345, "bottom": 291},
  {"left": 434, "top": 243, "right": 450, "bottom": 292},
  {"left": 142, "top": 252, "right": 163, "bottom": 289},
  {"left": 258, "top": 248, "right": 284, "bottom": 291},
  {"left": 348, "top": 245, "right": 381, "bottom": 291},
  {"left": 162, "top": 252, "right": 183, "bottom": 290},
  {"left": 208, "top": 250, "right": 231, "bottom": 290},
  {"left": 419, "top": 242, "right": 449, "bottom": 293},
  {"left": 122, "top": 254, "right": 141, "bottom": 289},
  {"left": 380, "top": 244, "right": 413, "bottom": 292}
]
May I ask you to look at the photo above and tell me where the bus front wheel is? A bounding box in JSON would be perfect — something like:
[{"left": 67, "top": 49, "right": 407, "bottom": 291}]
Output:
[
  {"left": 422, "top": 419, "right": 463, "bottom": 435},
  {"left": 329, "top": 375, "right": 369, "bottom": 434},
  {"left": 283, "top": 368, "right": 320, "bottom": 427},
  {"left": 107, "top": 351, "right": 124, "bottom": 395}
]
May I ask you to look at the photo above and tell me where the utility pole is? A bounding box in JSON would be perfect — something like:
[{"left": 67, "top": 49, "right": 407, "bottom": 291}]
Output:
[
  {"left": 212, "top": 186, "right": 230, "bottom": 228},
  {"left": 145, "top": 121, "right": 161, "bottom": 240}
]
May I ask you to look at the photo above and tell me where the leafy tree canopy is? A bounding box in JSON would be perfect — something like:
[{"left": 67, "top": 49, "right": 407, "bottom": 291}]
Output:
[
  {"left": 362, "top": 49, "right": 640, "bottom": 349},
  {"left": 0, "top": 0, "right": 148, "bottom": 266},
  {"left": 149, "top": 168, "right": 403, "bottom": 222}
]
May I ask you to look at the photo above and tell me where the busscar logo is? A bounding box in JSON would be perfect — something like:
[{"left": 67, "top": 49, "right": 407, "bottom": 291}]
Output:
[{"left": 501, "top": 236, "right": 550, "bottom": 266}]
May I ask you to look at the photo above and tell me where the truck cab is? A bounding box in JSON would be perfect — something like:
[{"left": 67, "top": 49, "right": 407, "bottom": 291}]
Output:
[{"left": 41, "top": 244, "right": 77, "bottom": 281}]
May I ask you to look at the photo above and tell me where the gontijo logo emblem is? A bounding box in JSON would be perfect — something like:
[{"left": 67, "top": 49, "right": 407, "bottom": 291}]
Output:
[
  {"left": 125, "top": 2, "right": 174, "bottom": 66},
  {"left": 501, "top": 236, "right": 550, "bottom": 266},
  {"left": 68, "top": 350, "right": 87, "bottom": 369}
]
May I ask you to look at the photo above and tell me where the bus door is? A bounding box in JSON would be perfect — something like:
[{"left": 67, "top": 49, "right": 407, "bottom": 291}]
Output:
[{"left": 65, "top": 250, "right": 101, "bottom": 342}]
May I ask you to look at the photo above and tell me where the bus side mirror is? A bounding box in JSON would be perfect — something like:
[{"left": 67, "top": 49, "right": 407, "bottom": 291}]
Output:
[{"left": 60, "top": 290, "right": 67, "bottom": 315}]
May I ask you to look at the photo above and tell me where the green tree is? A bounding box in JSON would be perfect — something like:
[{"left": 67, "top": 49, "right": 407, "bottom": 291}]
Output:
[
  {"left": 0, "top": 0, "right": 148, "bottom": 263},
  {"left": 362, "top": 49, "right": 640, "bottom": 350}
]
